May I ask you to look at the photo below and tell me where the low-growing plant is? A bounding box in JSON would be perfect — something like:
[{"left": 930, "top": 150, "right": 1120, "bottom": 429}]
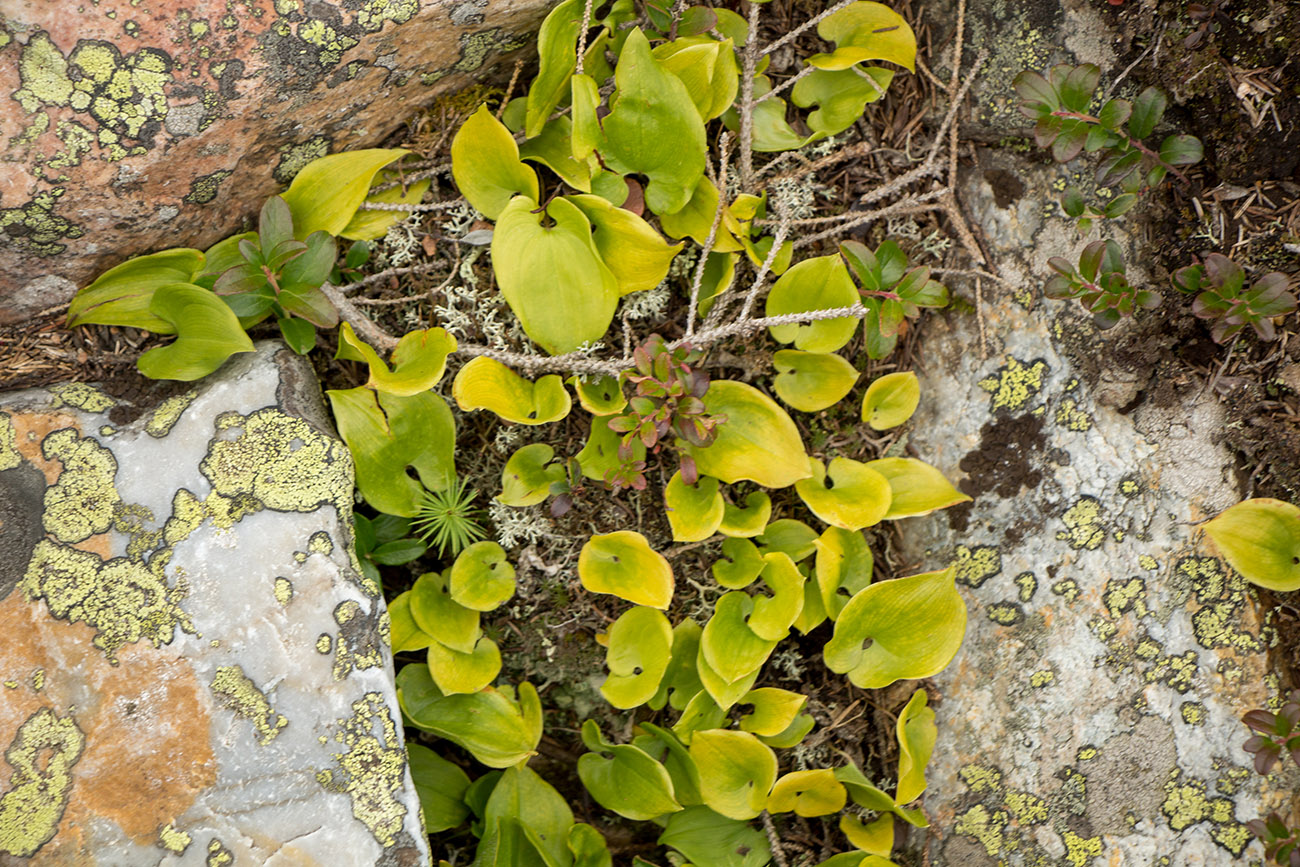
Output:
[
  {"left": 1236, "top": 690, "right": 1300, "bottom": 866},
  {"left": 1172, "top": 253, "right": 1298, "bottom": 343},
  {"left": 412, "top": 477, "right": 489, "bottom": 557},
  {"left": 1046, "top": 239, "right": 1160, "bottom": 329},
  {"left": 354, "top": 512, "right": 427, "bottom": 589}
]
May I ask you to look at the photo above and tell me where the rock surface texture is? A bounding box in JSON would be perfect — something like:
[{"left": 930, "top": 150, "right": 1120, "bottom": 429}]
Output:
[
  {"left": 0, "top": 342, "right": 427, "bottom": 866},
  {"left": 0, "top": 0, "right": 552, "bottom": 319}
]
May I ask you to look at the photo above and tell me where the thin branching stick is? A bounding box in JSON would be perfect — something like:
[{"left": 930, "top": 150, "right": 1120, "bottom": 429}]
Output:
[
  {"left": 339, "top": 263, "right": 448, "bottom": 296},
  {"left": 687, "top": 134, "right": 733, "bottom": 335},
  {"left": 759, "top": 0, "right": 855, "bottom": 58},
  {"left": 736, "top": 0, "right": 762, "bottom": 192}
]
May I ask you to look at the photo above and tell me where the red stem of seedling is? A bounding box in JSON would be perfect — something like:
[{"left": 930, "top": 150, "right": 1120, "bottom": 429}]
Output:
[{"left": 1050, "top": 110, "right": 1192, "bottom": 185}]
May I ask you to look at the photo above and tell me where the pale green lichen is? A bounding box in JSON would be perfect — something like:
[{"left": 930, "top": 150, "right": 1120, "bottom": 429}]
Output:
[
  {"left": 978, "top": 357, "right": 1047, "bottom": 412},
  {"left": 1076, "top": 745, "right": 1098, "bottom": 761},
  {"left": 1103, "top": 577, "right": 1150, "bottom": 619},
  {"left": 210, "top": 665, "right": 288, "bottom": 745},
  {"left": 1056, "top": 497, "right": 1106, "bottom": 550},
  {"left": 163, "top": 489, "right": 207, "bottom": 545},
  {"left": 357, "top": 0, "right": 419, "bottom": 31},
  {"left": 22, "top": 539, "right": 193, "bottom": 663},
  {"left": 0, "top": 708, "right": 85, "bottom": 857},
  {"left": 145, "top": 391, "right": 197, "bottom": 437},
  {"left": 0, "top": 413, "right": 19, "bottom": 472},
  {"left": 158, "top": 823, "right": 192, "bottom": 853},
  {"left": 1054, "top": 397, "right": 1092, "bottom": 431},
  {"left": 297, "top": 19, "right": 359, "bottom": 66},
  {"left": 1062, "top": 830, "right": 1102, "bottom": 867},
  {"left": 1004, "top": 790, "right": 1048, "bottom": 825},
  {"left": 115, "top": 502, "right": 163, "bottom": 560},
  {"left": 955, "top": 545, "right": 1002, "bottom": 588},
  {"left": 1051, "top": 577, "right": 1079, "bottom": 601},
  {"left": 322, "top": 693, "right": 408, "bottom": 847},
  {"left": 1138, "top": 554, "right": 1158, "bottom": 570},
  {"left": 1180, "top": 702, "right": 1206, "bottom": 726},
  {"left": 308, "top": 531, "right": 334, "bottom": 555},
  {"left": 986, "top": 602, "right": 1023, "bottom": 625},
  {"left": 331, "top": 600, "right": 385, "bottom": 680},
  {"left": 41, "top": 428, "right": 122, "bottom": 543},
  {"left": 955, "top": 804, "right": 1008, "bottom": 856}
]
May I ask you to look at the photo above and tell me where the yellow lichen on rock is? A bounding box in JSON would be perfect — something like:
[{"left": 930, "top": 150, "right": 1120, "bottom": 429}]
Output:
[
  {"left": 40, "top": 428, "right": 122, "bottom": 543},
  {"left": 210, "top": 665, "right": 288, "bottom": 745},
  {"left": 0, "top": 413, "right": 19, "bottom": 471},
  {"left": 0, "top": 708, "right": 85, "bottom": 858},
  {"left": 327, "top": 693, "right": 408, "bottom": 848}
]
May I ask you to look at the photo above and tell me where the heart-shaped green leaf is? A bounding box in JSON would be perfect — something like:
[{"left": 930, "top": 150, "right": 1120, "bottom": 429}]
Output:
[
  {"left": 696, "top": 641, "right": 761, "bottom": 710},
  {"left": 792, "top": 67, "right": 895, "bottom": 137},
  {"left": 579, "top": 531, "right": 674, "bottom": 608},
  {"left": 757, "top": 711, "right": 816, "bottom": 750},
  {"left": 793, "top": 578, "right": 829, "bottom": 636},
  {"left": 841, "top": 813, "right": 894, "bottom": 856},
  {"left": 68, "top": 248, "right": 204, "bottom": 333},
  {"left": 653, "top": 36, "right": 740, "bottom": 121},
  {"left": 601, "top": 29, "right": 707, "bottom": 214},
  {"left": 568, "top": 194, "right": 683, "bottom": 295},
  {"left": 748, "top": 552, "right": 806, "bottom": 641},
  {"left": 712, "top": 537, "right": 766, "bottom": 589},
  {"left": 483, "top": 764, "right": 575, "bottom": 867},
  {"left": 672, "top": 690, "right": 729, "bottom": 740},
  {"left": 578, "top": 720, "right": 682, "bottom": 820},
  {"left": 449, "top": 541, "right": 516, "bottom": 611},
  {"left": 600, "top": 605, "right": 674, "bottom": 709},
  {"left": 327, "top": 387, "right": 455, "bottom": 516},
  {"left": 862, "top": 371, "right": 920, "bottom": 430},
  {"left": 396, "top": 665, "right": 542, "bottom": 768},
  {"left": 824, "top": 565, "right": 966, "bottom": 689},
  {"left": 409, "top": 570, "right": 480, "bottom": 653},
  {"left": 340, "top": 168, "right": 433, "bottom": 240},
  {"left": 568, "top": 823, "right": 614, "bottom": 867},
  {"left": 767, "top": 769, "right": 847, "bottom": 817},
  {"left": 700, "top": 592, "right": 778, "bottom": 685},
  {"left": 638, "top": 723, "right": 704, "bottom": 806},
  {"left": 577, "top": 414, "right": 646, "bottom": 481},
  {"left": 766, "top": 255, "right": 861, "bottom": 353},
  {"left": 427, "top": 635, "right": 502, "bottom": 695},
  {"left": 137, "top": 284, "right": 255, "bottom": 380},
  {"left": 571, "top": 73, "right": 603, "bottom": 162},
  {"left": 519, "top": 117, "right": 593, "bottom": 192},
  {"left": 658, "top": 177, "right": 744, "bottom": 252},
  {"left": 665, "top": 471, "right": 726, "bottom": 542},
  {"left": 719, "top": 491, "right": 772, "bottom": 538},
  {"left": 282, "top": 148, "right": 412, "bottom": 238},
  {"left": 659, "top": 806, "right": 770, "bottom": 867},
  {"left": 492, "top": 195, "right": 619, "bottom": 354},
  {"left": 737, "top": 687, "right": 806, "bottom": 737},
  {"left": 815, "top": 527, "right": 875, "bottom": 620},
  {"left": 1203, "top": 498, "right": 1300, "bottom": 591},
  {"left": 757, "top": 518, "right": 819, "bottom": 562},
  {"left": 683, "top": 381, "right": 811, "bottom": 489},
  {"left": 525, "top": 0, "right": 583, "bottom": 137},
  {"left": 807, "top": 2, "right": 916, "bottom": 71},
  {"left": 865, "top": 457, "right": 970, "bottom": 519},
  {"left": 387, "top": 591, "right": 436, "bottom": 653},
  {"left": 796, "top": 457, "right": 892, "bottom": 531},
  {"left": 571, "top": 374, "right": 628, "bottom": 415},
  {"left": 452, "top": 356, "right": 573, "bottom": 424},
  {"left": 895, "top": 688, "right": 936, "bottom": 804},
  {"left": 407, "top": 743, "right": 471, "bottom": 833},
  {"left": 336, "top": 322, "right": 457, "bottom": 396},
  {"left": 451, "top": 106, "right": 540, "bottom": 219},
  {"left": 499, "top": 443, "right": 566, "bottom": 507},
  {"left": 690, "top": 730, "right": 777, "bottom": 820},
  {"left": 773, "top": 350, "right": 860, "bottom": 412},
  {"left": 650, "top": 619, "right": 706, "bottom": 712},
  {"left": 726, "top": 74, "right": 817, "bottom": 152}
]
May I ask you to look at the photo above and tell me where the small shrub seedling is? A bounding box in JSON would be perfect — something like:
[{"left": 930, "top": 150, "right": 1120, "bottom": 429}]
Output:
[
  {"left": 1172, "top": 254, "right": 1297, "bottom": 343},
  {"left": 1046, "top": 239, "right": 1159, "bottom": 329}
]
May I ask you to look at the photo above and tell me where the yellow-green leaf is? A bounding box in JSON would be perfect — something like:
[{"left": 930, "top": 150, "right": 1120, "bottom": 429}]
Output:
[
  {"left": 1203, "top": 498, "right": 1300, "bottom": 591},
  {"left": 653, "top": 36, "right": 740, "bottom": 121},
  {"left": 571, "top": 374, "right": 627, "bottom": 415},
  {"left": 841, "top": 813, "right": 894, "bottom": 856},
  {"left": 773, "top": 350, "right": 859, "bottom": 413},
  {"left": 815, "top": 527, "right": 874, "bottom": 620},
  {"left": 766, "top": 254, "right": 861, "bottom": 353},
  {"left": 452, "top": 356, "right": 572, "bottom": 424},
  {"left": 136, "top": 284, "right": 255, "bottom": 381},
  {"left": 737, "top": 687, "right": 806, "bottom": 737},
  {"left": 336, "top": 321, "right": 456, "bottom": 396},
  {"left": 569, "top": 194, "right": 683, "bottom": 295},
  {"left": 449, "top": 541, "right": 516, "bottom": 612},
  {"left": 282, "top": 148, "right": 412, "bottom": 238},
  {"left": 792, "top": 66, "right": 895, "bottom": 138},
  {"left": 409, "top": 570, "right": 480, "bottom": 653},
  {"left": 341, "top": 169, "right": 433, "bottom": 240},
  {"left": 387, "top": 591, "right": 436, "bottom": 653},
  {"left": 650, "top": 620, "right": 706, "bottom": 712},
  {"left": 796, "top": 457, "right": 892, "bottom": 531},
  {"left": 719, "top": 491, "right": 772, "bottom": 538},
  {"left": 600, "top": 606, "right": 674, "bottom": 709},
  {"left": 571, "top": 73, "right": 603, "bottom": 162},
  {"left": 665, "top": 471, "right": 726, "bottom": 542},
  {"left": 683, "top": 381, "right": 811, "bottom": 489},
  {"left": 700, "top": 592, "right": 778, "bottom": 684},
  {"left": 862, "top": 371, "right": 920, "bottom": 430},
  {"left": 408, "top": 743, "right": 472, "bottom": 834},
  {"left": 712, "top": 537, "right": 765, "bottom": 589},
  {"left": 689, "top": 730, "right": 777, "bottom": 820},
  {"left": 519, "top": 116, "right": 593, "bottom": 192},
  {"left": 68, "top": 248, "right": 204, "bottom": 333},
  {"left": 824, "top": 565, "right": 966, "bottom": 689},
  {"left": 895, "top": 688, "right": 936, "bottom": 804},
  {"left": 757, "top": 518, "right": 819, "bottom": 562},
  {"left": 577, "top": 414, "right": 645, "bottom": 481},
  {"left": 767, "top": 769, "right": 846, "bottom": 817},
  {"left": 492, "top": 195, "right": 620, "bottom": 354},
  {"left": 578, "top": 720, "right": 682, "bottom": 820},
  {"left": 808, "top": 2, "right": 916, "bottom": 71},
  {"left": 696, "top": 642, "right": 761, "bottom": 711},
  {"left": 658, "top": 177, "right": 744, "bottom": 252},
  {"left": 396, "top": 665, "right": 542, "bottom": 768},
  {"left": 579, "top": 531, "right": 674, "bottom": 608},
  {"left": 499, "top": 443, "right": 565, "bottom": 507},
  {"left": 865, "top": 457, "right": 970, "bottom": 519},
  {"left": 525, "top": 0, "right": 583, "bottom": 137},
  {"left": 427, "top": 635, "right": 501, "bottom": 695},
  {"left": 451, "top": 106, "right": 539, "bottom": 219},
  {"left": 747, "top": 552, "right": 805, "bottom": 641}
]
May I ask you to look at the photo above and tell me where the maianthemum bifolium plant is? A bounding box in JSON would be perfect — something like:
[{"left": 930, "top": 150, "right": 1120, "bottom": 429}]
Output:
[{"left": 65, "top": 0, "right": 994, "bottom": 862}]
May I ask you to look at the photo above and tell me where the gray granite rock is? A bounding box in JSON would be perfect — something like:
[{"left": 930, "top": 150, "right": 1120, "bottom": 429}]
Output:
[{"left": 0, "top": 342, "right": 428, "bottom": 866}]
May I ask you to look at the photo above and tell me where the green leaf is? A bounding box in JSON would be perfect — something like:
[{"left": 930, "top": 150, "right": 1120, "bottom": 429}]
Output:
[
  {"left": 658, "top": 177, "right": 744, "bottom": 252},
  {"left": 700, "top": 592, "right": 778, "bottom": 685},
  {"left": 327, "top": 387, "right": 456, "bottom": 516},
  {"left": 396, "top": 665, "right": 542, "bottom": 768},
  {"left": 1058, "top": 63, "right": 1100, "bottom": 114},
  {"left": 757, "top": 710, "right": 816, "bottom": 750},
  {"left": 895, "top": 688, "right": 936, "bottom": 804},
  {"left": 862, "top": 371, "right": 920, "bottom": 430},
  {"left": 336, "top": 322, "right": 456, "bottom": 396},
  {"left": 696, "top": 641, "right": 761, "bottom": 710},
  {"left": 1203, "top": 498, "right": 1300, "bottom": 591},
  {"left": 451, "top": 105, "right": 540, "bottom": 220},
  {"left": 689, "top": 730, "right": 777, "bottom": 820},
  {"left": 484, "top": 764, "right": 575, "bottom": 867},
  {"left": 757, "top": 518, "right": 819, "bottom": 562},
  {"left": 452, "top": 356, "right": 573, "bottom": 424},
  {"left": 600, "top": 606, "right": 675, "bottom": 709},
  {"left": 807, "top": 1, "right": 916, "bottom": 71},
  {"left": 600, "top": 29, "right": 707, "bottom": 214},
  {"left": 499, "top": 443, "right": 566, "bottom": 507},
  {"left": 664, "top": 471, "right": 726, "bottom": 542},
  {"left": 796, "top": 457, "right": 892, "bottom": 531},
  {"left": 793, "top": 578, "right": 829, "bottom": 637},
  {"left": 836, "top": 763, "right": 928, "bottom": 828},
  {"left": 653, "top": 37, "right": 740, "bottom": 121},
  {"left": 747, "top": 552, "right": 806, "bottom": 641},
  {"left": 815, "top": 526, "right": 874, "bottom": 620},
  {"left": 409, "top": 570, "right": 480, "bottom": 653},
  {"left": 341, "top": 169, "right": 434, "bottom": 240},
  {"left": 1128, "top": 86, "right": 1167, "bottom": 140},
  {"left": 449, "top": 541, "right": 516, "bottom": 611},
  {"left": 577, "top": 414, "right": 646, "bottom": 481},
  {"left": 683, "top": 381, "right": 811, "bottom": 489},
  {"left": 519, "top": 117, "right": 593, "bottom": 192},
  {"left": 841, "top": 814, "right": 894, "bottom": 857},
  {"left": 1159, "top": 134, "right": 1203, "bottom": 167},
  {"left": 733, "top": 74, "right": 816, "bottom": 152},
  {"left": 659, "top": 806, "right": 770, "bottom": 867},
  {"left": 579, "top": 531, "right": 674, "bottom": 608},
  {"left": 737, "top": 687, "right": 806, "bottom": 737},
  {"left": 792, "top": 67, "right": 895, "bottom": 137},
  {"left": 767, "top": 769, "right": 847, "bottom": 817},
  {"left": 824, "top": 565, "right": 967, "bottom": 689},
  {"left": 766, "top": 255, "right": 861, "bottom": 353},
  {"left": 772, "top": 350, "right": 859, "bottom": 413},
  {"left": 277, "top": 315, "right": 317, "bottom": 354},
  {"left": 68, "top": 248, "right": 205, "bottom": 333},
  {"left": 712, "top": 537, "right": 766, "bottom": 589},
  {"left": 571, "top": 73, "right": 603, "bottom": 162},
  {"left": 492, "top": 195, "right": 619, "bottom": 354},
  {"left": 427, "top": 635, "right": 502, "bottom": 695},
  {"left": 568, "top": 194, "right": 683, "bottom": 295},
  {"left": 719, "top": 491, "right": 772, "bottom": 538},
  {"left": 387, "top": 591, "right": 436, "bottom": 653},
  {"left": 282, "top": 148, "right": 411, "bottom": 238},
  {"left": 568, "top": 824, "right": 613, "bottom": 867},
  {"left": 525, "top": 0, "right": 583, "bottom": 138},
  {"left": 407, "top": 743, "right": 471, "bottom": 833},
  {"left": 650, "top": 620, "right": 706, "bottom": 711},
  {"left": 865, "top": 457, "right": 970, "bottom": 519},
  {"left": 579, "top": 720, "right": 681, "bottom": 820},
  {"left": 136, "top": 284, "right": 255, "bottom": 380}
]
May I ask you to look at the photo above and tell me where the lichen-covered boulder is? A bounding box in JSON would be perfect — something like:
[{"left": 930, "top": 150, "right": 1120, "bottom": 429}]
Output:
[
  {"left": 0, "top": 342, "right": 428, "bottom": 865},
  {"left": 0, "top": 0, "right": 553, "bottom": 321},
  {"left": 893, "top": 151, "right": 1293, "bottom": 864}
]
